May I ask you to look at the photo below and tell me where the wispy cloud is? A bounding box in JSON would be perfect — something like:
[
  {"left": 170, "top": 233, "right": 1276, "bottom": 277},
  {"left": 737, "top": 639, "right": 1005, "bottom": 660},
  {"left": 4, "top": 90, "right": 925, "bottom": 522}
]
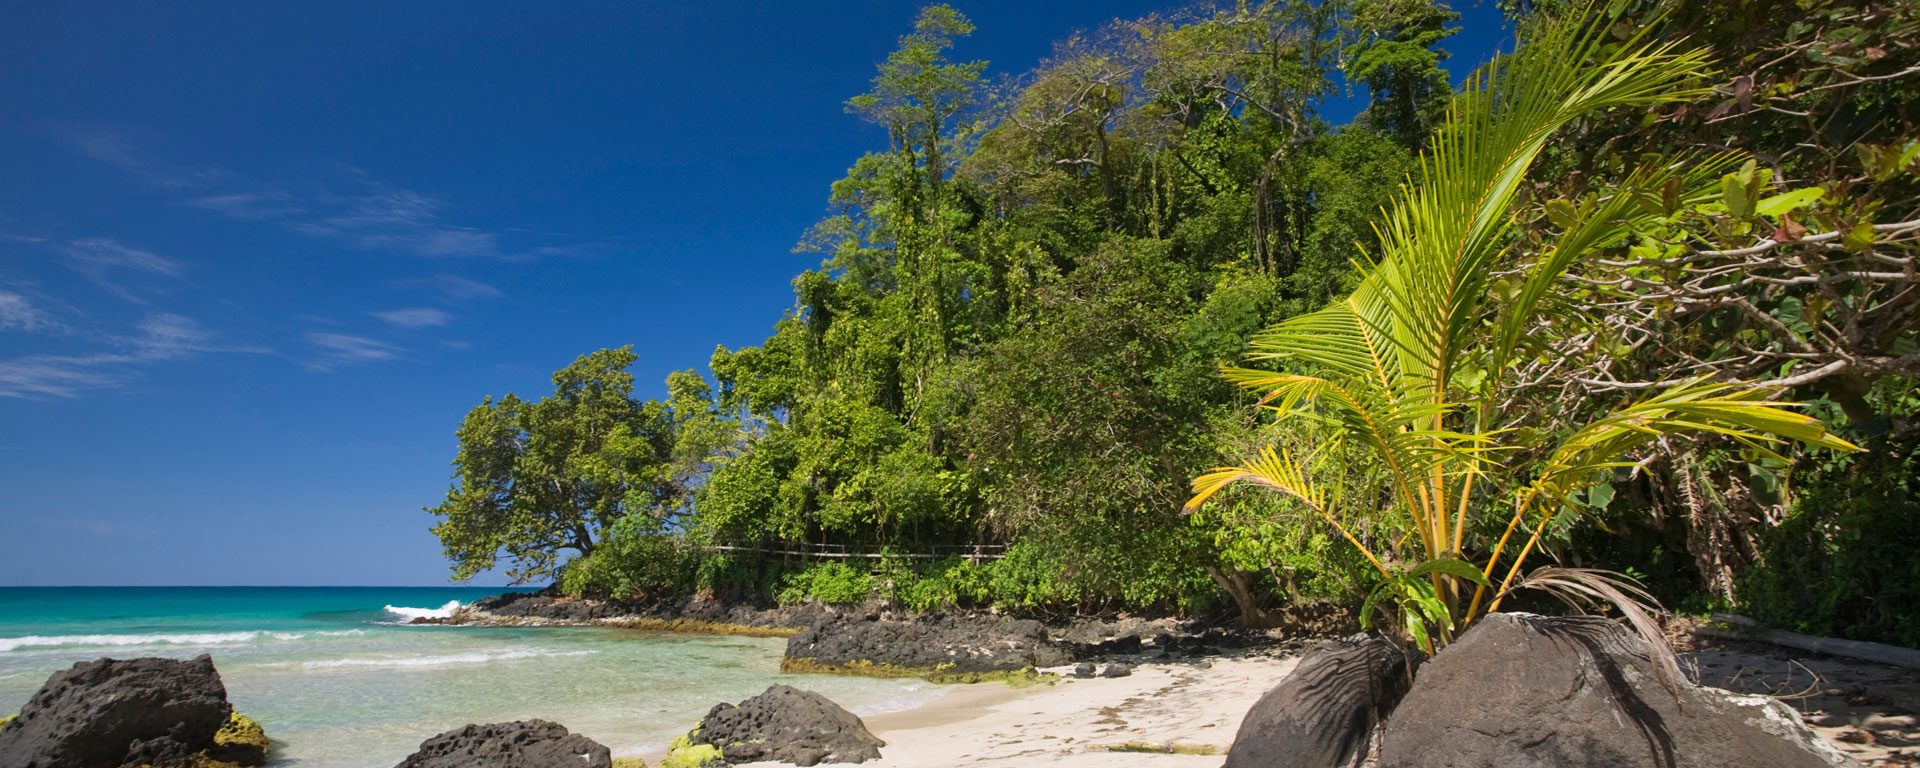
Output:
[
  {"left": 65, "top": 128, "right": 584, "bottom": 260},
  {"left": 0, "top": 313, "right": 234, "bottom": 398},
  {"left": 0, "top": 290, "right": 53, "bottom": 332},
  {"left": 307, "top": 332, "right": 401, "bottom": 369},
  {"left": 60, "top": 237, "right": 187, "bottom": 303},
  {"left": 403, "top": 274, "right": 503, "bottom": 302},
  {"left": 373, "top": 307, "right": 452, "bottom": 329}
]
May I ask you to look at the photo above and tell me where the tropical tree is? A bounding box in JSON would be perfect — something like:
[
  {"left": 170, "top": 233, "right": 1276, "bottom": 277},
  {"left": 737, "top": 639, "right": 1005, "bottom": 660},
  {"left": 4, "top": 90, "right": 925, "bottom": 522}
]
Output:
[
  {"left": 429, "top": 347, "right": 695, "bottom": 583},
  {"left": 1185, "top": 7, "right": 1858, "bottom": 651}
]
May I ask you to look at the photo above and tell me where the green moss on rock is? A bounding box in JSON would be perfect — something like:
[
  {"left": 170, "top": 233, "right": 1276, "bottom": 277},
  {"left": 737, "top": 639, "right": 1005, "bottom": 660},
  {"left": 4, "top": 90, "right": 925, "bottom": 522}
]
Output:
[
  {"left": 779, "top": 657, "right": 1058, "bottom": 686},
  {"left": 196, "top": 711, "right": 270, "bottom": 767},
  {"left": 1103, "top": 740, "right": 1222, "bottom": 755},
  {"left": 659, "top": 734, "right": 724, "bottom": 768},
  {"left": 603, "top": 617, "right": 799, "bottom": 638}
]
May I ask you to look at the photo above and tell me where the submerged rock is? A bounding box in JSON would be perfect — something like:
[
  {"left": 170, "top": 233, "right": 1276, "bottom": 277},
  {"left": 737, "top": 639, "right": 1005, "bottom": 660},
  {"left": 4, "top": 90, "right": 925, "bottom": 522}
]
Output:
[
  {"left": 394, "top": 720, "right": 612, "bottom": 768},
  {"left": 0, "top": 654, "right": 246, "bottom": 768},
  {"left": 1224, "top": 634, "right": 1414, "bottom": 768},
  {"left": 694, "top": 684, "right": 885, "bottom": 766},
  {"left": 1376, "top": 613, "right": 1859, "bottom": 768},
  {"left": 784, "top": 613, "right": 1071, "bottom": 675}
]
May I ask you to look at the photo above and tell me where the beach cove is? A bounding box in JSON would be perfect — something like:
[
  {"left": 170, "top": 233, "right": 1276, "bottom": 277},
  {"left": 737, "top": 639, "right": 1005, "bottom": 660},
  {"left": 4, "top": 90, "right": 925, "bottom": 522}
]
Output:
[{"left": 0, "top": 588, "right": 936, "bottom": 766}]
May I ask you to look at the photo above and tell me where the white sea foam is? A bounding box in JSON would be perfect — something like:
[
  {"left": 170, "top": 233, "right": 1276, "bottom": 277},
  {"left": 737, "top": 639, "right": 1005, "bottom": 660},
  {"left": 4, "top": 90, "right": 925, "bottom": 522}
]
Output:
[
  {"left": 0, "top": 629, "right": 365, "bottom": 653},
  {"left": 295, "top": 648, "right": 593, "bottom": 670},
  {"left": 381, "top": 600, "right": 464, "bottom": 621}
]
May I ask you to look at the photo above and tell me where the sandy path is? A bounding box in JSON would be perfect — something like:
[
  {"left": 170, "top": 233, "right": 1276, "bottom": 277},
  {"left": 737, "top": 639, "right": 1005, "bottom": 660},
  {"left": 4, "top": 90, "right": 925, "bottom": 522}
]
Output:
[{"left": 857, "top": 655, "right": 1298, "bottom": 767}]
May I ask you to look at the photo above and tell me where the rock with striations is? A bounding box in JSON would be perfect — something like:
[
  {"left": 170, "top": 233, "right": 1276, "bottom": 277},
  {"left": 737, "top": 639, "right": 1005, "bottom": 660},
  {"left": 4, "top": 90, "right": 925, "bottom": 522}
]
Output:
[
  {"left": 1223, "top": 634, "right": 1415, "bottom": 768},
  {"left": 784, "top": 613, "right": 1071, "bottom": 675},
  {"left": 0, "top": 654, "right": 236, "bottom": 768},
  {"left": 1375, "top": 612, "right": 1860, "bottom": 768},
  {"left": 393, "top": 720, "right": 611, "bottom": 768},
  {"left": 694, "top": 684, "right": 885, "bottom": 766}
]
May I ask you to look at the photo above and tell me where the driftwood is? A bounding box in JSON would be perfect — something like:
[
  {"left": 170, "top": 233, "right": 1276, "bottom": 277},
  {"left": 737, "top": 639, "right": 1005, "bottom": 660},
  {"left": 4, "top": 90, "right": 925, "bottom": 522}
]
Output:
[{"left": 1693, "top": 613, "right": 1920, "bottom": 672}]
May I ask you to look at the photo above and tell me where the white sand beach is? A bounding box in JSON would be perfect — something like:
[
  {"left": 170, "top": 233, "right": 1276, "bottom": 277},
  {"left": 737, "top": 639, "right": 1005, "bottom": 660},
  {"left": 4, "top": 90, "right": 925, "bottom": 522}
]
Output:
[{"left": 857, "top": 656, "right": 1297, "bottom": 767}]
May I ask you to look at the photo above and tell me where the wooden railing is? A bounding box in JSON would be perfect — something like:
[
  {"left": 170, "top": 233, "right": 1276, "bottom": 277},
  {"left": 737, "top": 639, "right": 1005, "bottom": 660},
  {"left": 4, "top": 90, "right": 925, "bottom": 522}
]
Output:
[{"left": 704, "top": 541, "right": 1008, "bottom": 563}]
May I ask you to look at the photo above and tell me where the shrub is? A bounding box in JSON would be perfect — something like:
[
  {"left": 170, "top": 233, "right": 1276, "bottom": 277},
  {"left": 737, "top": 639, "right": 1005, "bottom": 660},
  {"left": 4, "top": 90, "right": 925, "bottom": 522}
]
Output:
[
  {"left": 559, "top": 522, "right": 697, "bottom": 600},
  {"left": 1737, "top": 427, "right": 1920, "bottom": 647},
  {"left": 776, "top": 561, "right": 874, "bottom": 605}
]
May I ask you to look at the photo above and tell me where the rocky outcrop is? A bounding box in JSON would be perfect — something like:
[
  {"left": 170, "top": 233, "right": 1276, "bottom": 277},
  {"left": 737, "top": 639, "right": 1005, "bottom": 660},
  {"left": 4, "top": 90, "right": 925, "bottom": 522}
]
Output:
[
  {"left": 693, "top": 684, "right": 884, "bottom": 766},
  {"left": 394, "top": 720, "right": 612, "bottom": 768},
  {"left": 0, "top": 654, "right": 236, "bottom": 768},
  {"left": 1376, "top": 613, "right": 1859, "bottom": 768},
  {"left": 1223, "top": 634, "right": 1415, "bottom": 768},
  {"left": 432, "top": 592, "right": 828, "bottom": 636},
  {"left": 783, "top": 613, "right": 1073, "bottom": 676}
]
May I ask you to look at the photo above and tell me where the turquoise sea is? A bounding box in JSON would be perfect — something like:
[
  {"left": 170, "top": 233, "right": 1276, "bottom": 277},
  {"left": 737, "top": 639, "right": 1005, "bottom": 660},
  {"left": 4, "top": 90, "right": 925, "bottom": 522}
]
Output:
[{"left": 0, "top": 587, "right": 936, "bottom": 766}]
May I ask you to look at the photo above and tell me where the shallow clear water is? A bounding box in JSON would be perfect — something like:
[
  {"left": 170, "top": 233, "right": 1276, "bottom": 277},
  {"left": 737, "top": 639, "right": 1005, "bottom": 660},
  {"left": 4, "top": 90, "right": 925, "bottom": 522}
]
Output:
[{"left": 0, "top": 587, "right": 935, "bottom": 766}]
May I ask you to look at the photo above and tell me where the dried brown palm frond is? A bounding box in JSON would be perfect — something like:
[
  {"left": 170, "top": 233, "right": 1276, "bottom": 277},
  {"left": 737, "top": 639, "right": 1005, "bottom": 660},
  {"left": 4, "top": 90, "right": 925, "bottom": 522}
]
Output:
[{"left": 1510, "top": 566, "right": 1683, "bottom": 696}]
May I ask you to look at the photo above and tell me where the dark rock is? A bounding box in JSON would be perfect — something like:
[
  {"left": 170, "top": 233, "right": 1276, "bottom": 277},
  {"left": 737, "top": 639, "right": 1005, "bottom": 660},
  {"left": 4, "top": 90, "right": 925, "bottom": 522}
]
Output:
[
  {"left": 785, "top": 613, "right": 1072, "bottom": 674},
  {"left": 1224, "top": 634, "right": 1415, "bottom": 768},
  {"left": 1376, "top": 613, "right": 1859, "bottom": 768},
  {"left": 394, "top": 720, "right": 611, "bottom": 768},
  {"left": 442, "top": 591, "right": 832, "bottom": 631},
  {"left": 0, "top": 654, "right": 235, "bottom": 768},
  {"left": 1073, "top": 663, "right": 1097, "bottom": 679},
  {"left": 1102, "top": 663, "right": 1134, "bottom": 678},
  {"left": 694, "top": 684, "right": 885, "bottom": 766}
]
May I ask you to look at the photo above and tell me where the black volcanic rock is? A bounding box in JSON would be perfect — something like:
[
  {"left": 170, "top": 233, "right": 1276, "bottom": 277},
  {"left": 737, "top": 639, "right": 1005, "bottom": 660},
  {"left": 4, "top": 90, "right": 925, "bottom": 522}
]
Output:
[
  {"left": 694, "top": 685, "right": 884, "bottom": 766},
  {"left": 784, "top": 613, "right": 1071, "bottom": 674},
  {"left": 1376, "top": 613, "right": 1857, "bottom": 768},
  {"left": 1223, "top": 634, "right": 1413, "bottom": 768},
  {"left": 0, "top": 654, "right": 234, "bottom": 768},
  {"left": 394, "top": 720, "right": 611, "bottom": 768}
]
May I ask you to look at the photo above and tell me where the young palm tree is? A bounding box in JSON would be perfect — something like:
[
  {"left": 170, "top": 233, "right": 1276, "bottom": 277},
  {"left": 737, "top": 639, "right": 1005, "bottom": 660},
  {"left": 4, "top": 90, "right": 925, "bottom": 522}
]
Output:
[{"left": 1186, "top": 8, "right": 1857, "bottom": 651}]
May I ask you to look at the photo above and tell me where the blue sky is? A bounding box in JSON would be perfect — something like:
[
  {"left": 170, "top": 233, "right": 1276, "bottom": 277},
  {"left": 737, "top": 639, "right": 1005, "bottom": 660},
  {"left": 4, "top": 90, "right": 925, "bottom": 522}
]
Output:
[{"left": 0, "top": 2, "right": 1509, "bottom": 586}]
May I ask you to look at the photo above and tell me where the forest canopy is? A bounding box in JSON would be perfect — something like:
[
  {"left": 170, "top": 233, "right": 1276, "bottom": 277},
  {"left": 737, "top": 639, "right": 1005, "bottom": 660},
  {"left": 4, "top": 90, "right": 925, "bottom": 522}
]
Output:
[{"left": 429, "top": 0, "right": 1920, "bottom": 644}]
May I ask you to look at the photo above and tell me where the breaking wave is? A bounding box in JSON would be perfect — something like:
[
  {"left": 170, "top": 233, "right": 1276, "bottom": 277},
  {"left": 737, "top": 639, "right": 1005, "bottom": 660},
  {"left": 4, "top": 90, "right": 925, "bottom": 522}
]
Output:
[
  {"left": 382, "top": 600, "right": 464, "bottom": 622},
  {"left": 0, "top": 629, "right": 365, "bottom": 653}
]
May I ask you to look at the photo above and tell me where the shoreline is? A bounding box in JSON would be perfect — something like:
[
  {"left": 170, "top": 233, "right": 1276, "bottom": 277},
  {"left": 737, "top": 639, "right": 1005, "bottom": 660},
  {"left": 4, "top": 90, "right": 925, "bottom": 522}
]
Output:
[
  {"left": 622, "top": 653, "right": 1302, "bottom": 767},
  {"left": 851, "top": 655, "right": 1297, "bottom": 767}
]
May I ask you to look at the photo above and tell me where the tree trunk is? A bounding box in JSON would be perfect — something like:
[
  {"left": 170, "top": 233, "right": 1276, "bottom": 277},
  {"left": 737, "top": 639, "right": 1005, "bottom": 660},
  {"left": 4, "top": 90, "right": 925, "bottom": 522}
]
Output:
[{"left": 1207, "top": 566, "right": 1285, "bottom": 630}]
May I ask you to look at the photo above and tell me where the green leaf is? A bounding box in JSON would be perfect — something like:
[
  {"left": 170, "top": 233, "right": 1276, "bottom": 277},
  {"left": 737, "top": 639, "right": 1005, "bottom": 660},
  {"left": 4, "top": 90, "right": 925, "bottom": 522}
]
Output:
[
  {"left": 1545, "top": 199, "right": 1580, "bottom": 228},
  {"left": 1843, "top": 221, "right": 1876, "bottom": 251},
  {"left": 1753, "top": 187, "right": 1823, "bottom": 218},
  {"left": 1721, "top": 173, "right": 1753, "bottom": 218},
  {"left": 1409, "top": 557, "right": 1491, "bottom": 586}
]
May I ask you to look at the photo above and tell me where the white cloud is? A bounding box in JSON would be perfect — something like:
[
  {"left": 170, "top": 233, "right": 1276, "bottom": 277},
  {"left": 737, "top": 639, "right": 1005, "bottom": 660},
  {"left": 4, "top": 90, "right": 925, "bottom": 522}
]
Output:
[
  {"left": 373, "top": 308, "right": 453, "bottom": 329},
  {"left": 307, "top": 332, "right": 401, "bottom": 368},
  {"left": 0, "top": 290, "right": 51, "bottom": 332},
  {"left": 67, "top": 130, "right": 582, "bottom": 260},
  {"left": 407, "top": 274, "right": 502, "bottom": 301},
  {"left": 0, "top": 313, "right": 226, "bottom": 398},
  {"left": 61, "top": 238, "right": 187, "bottom": 302}
]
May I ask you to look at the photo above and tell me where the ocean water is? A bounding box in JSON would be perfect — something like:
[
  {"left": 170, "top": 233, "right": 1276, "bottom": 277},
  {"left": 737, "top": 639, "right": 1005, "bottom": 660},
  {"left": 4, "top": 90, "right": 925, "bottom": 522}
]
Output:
[{"left": 0, "top": 587, "right": 936, "bottom": 766}]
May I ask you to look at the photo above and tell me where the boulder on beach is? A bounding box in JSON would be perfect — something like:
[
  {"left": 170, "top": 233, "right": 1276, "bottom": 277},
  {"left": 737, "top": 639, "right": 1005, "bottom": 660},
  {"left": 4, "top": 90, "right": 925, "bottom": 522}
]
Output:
[
  {"left": 394, "top": 720, "right": 612, "bottom": 768},
  {"left": 1375, "top": 612, "right": 1859, "bottom": 768},
  {"left": 0, "top": 653, "right": 251, "bottom": 768},
  {"left": 784, "top": 613, "right": 1071, "bottom": 676},
  {"left": 694, "top": 684, "right": 885, "bottom": 766},
  {"left": 1223, "top": 634, "right": 1414, "bottom": 768}
]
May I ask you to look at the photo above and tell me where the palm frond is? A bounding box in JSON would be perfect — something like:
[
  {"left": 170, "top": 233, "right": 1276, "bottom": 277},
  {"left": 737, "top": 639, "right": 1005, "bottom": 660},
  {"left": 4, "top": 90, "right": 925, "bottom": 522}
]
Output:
[{"left": 1511, "top": 566, "right": 1682, "bottom": 694}]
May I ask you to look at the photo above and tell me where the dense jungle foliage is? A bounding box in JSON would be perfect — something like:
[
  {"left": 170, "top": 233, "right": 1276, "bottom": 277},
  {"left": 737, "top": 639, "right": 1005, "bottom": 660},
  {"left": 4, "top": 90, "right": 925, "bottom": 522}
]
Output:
[{"left": 430, "top": 0, "right": 1920, "bottom": 643}]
